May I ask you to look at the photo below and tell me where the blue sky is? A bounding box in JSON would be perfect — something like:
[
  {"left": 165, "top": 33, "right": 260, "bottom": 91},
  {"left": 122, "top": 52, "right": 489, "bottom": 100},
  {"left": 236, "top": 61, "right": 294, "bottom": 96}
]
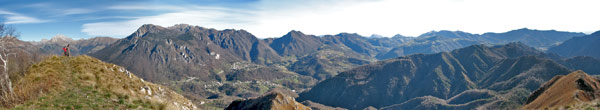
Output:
[
  {"left": 1, "top": 0, "right": 600, "bottom": 41},
  {"left": 0, "top": 0, "right": 259, "bottom": 41}
]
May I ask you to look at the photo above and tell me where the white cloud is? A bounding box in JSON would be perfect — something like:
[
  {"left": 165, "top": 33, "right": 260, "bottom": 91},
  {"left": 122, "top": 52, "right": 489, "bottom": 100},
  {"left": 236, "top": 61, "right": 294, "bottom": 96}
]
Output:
[
  {"left": 25, "top": 2, "right": 96, "bottom": 16},
  {"left": 108, "top": 5, "right": 188, "bottom": 11},
  {"left": 76, "top": 16, "right": 140, "bottom": 21},
  {"left": 83, "top": 0, "right": 600, "bottom": 38},
  {"left": 25, "top": 2, "right": 52, "bottom": 8},
  {"left": 0, "top": 9, "right": 48, "bottom": 24},
  {"left": 107, "top": 4, "right": 254, "bottom": 14},
  {"left": 61, "top": 8, "right": 95, "bottom": 16},
  {"left": 82, "top": 9, "right": 256, "bottom": 36}
]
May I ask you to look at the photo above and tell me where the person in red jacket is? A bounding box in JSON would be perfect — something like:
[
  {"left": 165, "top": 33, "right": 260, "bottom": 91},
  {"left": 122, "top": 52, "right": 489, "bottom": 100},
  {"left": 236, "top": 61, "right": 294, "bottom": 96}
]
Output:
[{"left": 63, "top": 44, "right": 70, "bottom": 57}]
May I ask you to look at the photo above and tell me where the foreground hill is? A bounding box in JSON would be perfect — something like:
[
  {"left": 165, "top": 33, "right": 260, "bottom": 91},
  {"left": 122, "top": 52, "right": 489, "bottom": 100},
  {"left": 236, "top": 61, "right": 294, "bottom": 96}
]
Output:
[
  {"left": 298, "top": 43, "right": 574, "bottom": 109},
  {"left": 522, "top": 70, "right": 600, "bottom": 109},
  {"left": 548, "top": 31, "right": 600, "bottom": 59},
  {"left": 2, "top": 56, "right": 196, "bottom": 109}
]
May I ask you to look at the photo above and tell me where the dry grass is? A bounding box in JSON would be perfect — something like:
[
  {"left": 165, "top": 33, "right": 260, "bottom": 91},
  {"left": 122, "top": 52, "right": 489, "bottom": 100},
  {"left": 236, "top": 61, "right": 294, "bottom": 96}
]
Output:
[
  {"left": 2, "top": 55, "right": 196, "bottom": 109},
  {"left": 3, "top": 56, "right": 65, "bottom": 107},
  {"left": 523, "top": 70, "right": 600, "bottom": 109}
]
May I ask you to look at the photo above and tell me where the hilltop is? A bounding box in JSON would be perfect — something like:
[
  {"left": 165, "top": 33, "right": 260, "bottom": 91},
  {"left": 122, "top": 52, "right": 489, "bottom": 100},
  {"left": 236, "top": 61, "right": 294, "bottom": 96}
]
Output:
[
  {"left": 226, "top": 91, "right": 310, "bottom": 110},
  {"left": 522, "top": 70, "right": 600, "bottom": 109},
  {"left": 2, "top": 55, "right": 196, "bottom": 109}
]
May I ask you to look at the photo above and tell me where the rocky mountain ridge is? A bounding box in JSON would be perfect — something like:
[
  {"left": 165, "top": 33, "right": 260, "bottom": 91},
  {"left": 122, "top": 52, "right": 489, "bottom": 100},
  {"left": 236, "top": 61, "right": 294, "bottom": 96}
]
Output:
[
  {"left": 522, "top": 70, "right": 600, "bottom": 109},
  {"left": 226, "top": 91, "right": 310, "bottom": 110}
]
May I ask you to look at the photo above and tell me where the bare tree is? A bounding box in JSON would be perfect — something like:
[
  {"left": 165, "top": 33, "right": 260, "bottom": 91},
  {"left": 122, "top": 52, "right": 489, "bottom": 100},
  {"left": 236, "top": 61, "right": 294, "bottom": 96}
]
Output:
[
  {"left": 0, "top": 43, "right": 15, "bottom": 100},
  {"left": 0, "top": 22, "right": 19, "bottom": 38},
  {"left": 0, "top": 21, "right": 17, "bottom": 102}
]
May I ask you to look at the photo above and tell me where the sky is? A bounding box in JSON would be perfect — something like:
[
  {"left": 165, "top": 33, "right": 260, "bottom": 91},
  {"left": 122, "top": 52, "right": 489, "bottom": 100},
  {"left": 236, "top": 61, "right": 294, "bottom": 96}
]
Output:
[{"left": 1, "top": 0, "right": 599, "bottom": 41}]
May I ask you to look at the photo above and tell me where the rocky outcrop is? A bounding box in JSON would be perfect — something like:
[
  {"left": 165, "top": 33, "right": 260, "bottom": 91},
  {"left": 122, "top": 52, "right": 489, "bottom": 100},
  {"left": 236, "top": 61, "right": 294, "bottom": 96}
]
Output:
[{"left": 226, "top": 91, "right": 310, "bottom": 110}]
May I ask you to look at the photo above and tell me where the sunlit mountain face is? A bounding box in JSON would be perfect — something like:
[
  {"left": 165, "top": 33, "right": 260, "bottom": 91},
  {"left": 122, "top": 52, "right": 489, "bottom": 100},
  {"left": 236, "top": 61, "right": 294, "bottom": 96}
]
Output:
[{"left": 1, "top": 0, "right": 600, "bottom": 109}]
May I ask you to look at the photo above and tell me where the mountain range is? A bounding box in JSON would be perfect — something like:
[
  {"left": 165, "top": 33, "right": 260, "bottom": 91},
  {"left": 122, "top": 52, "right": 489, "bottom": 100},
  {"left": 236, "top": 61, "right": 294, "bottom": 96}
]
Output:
[
  {"left": 377, "top": 28, "right": 585, "bottom": 59},
  {"left": 83, "top": 24, "right": 592, "bottom": 108},
  {"left": 35, "top": 34, "right": 118, "bottom": 56},
  {"left": 297, "top": 43, "right": 589, "bottom": 109},
  {"left": 1, "top": 23, "right": 597, "bottom": 109}
]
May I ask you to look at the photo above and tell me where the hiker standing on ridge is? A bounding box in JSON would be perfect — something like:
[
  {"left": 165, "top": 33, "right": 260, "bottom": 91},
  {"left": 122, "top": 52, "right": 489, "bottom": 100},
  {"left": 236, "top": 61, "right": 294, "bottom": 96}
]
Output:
[{"left": 63, "top": 44, "right": 70, "bottom": 57}]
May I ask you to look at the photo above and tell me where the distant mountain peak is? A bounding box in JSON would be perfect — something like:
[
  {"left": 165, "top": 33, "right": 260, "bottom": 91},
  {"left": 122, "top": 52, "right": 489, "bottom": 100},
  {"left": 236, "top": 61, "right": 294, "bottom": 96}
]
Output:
[
  {"left": 505, "top": 28, "right": 546, "bottom": 33},
  {"left": 591, "top": 30, "right": 600, "bottom": 36},
  {"left": 287, "top": 30, "right": 302, "bottom": 34},
  {"left": 168, "top": 24, "right": 193, "bottom": 29},
  {"left": 516, "top": 27, "right": 531, "bottom": 31},
  {"left": 167, "top": 24, "right": 209, "bottom": 32},
  {"left": 40, "top": 34, "right": 74, "bottom": 43},
  {"left": 392, "top": 34, "right": 407, "bottom": 38},
  {"left": 283, "top": 30, "right": 307, "bottom": 38},
  {"left": 52, "top": 34, "right": 73, "bottom": 40},
  {"left": 270, "top": 30, "right": 322, "bottom": 56},
  {"left": 130, "top": 24, "right": 166, "bottom": 39},
  {"left": 369, "top": 34, "right": 384, "bottom": 38},
  {"left": 427, "top": 30, "right": 468, "bottom": 34},
  {"left": 139, "top": 24, "right": 161, "bottom": 29},
  {"left": 335, "top": 32, "right": 362, "bottom": 37},
  {"left": 171, "top": 23, "right": 192, "bottom": 28},
  {"left": 418, "top": 30, "right": 475, "bottom": 38},
  {"left": 506, "top": 28, "right": 570, "bottom": 34}
]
